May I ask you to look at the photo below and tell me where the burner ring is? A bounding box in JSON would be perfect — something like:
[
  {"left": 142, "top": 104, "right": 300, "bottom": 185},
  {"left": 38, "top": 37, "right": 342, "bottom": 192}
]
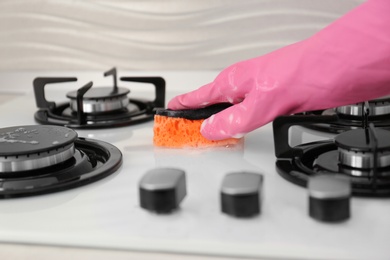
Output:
[
  {"left": 67, "top": 87, "right": 130, "bottom": 113},
  {"left": 336, "top": 99, "right": 390, "bottom": 117},
  {"left": 69, "top": 96, "right": 129, "bottom": 113},
  {"left": 338, "top": 148, "right": 390, "bottom": 169},
  {"left": 335, "top": 128, "right": 390, "bottom": 169},
  {"left": 0, "top": 144, "right": 75, "bottom": 172}
]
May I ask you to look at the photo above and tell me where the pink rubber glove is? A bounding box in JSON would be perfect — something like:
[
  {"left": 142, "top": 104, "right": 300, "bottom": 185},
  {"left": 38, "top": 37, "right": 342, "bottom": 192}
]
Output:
[{"left": 168, "top": 0, "right": 390, "bottom": 140}]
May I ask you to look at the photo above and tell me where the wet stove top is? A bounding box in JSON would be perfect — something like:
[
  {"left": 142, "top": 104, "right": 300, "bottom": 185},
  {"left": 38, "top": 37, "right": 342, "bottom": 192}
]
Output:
[{"left": 0, "top": 71, "right": 389, "bottom": 260}]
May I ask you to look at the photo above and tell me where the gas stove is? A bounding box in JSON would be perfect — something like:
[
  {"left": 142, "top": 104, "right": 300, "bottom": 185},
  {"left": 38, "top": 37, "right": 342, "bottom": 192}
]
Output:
[
  {"left": 33, "top": 68, "right": 165, "bottom": 129},
  {"left": 0, "top": 71, "right": 389, "bottom": 260},
  {"left": 0, "top": 69, "right": 164, "bottom": 198}
]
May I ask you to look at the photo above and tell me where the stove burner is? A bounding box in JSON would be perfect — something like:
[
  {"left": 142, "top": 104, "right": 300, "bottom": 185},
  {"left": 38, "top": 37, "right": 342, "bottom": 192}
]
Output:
[
  {"left": 335, "top": 128, "right": 390, "bottom": 169},
  {"left": 300, "top": 98, "right": 390, "bottom": 133},
  {"left": 0, "top": 125, "right": 77, "bottom": 172},
  {"left": 67, "top": 87, "right": 130, "bottom": 113},
  {"left": 336, "top": 100, "right": 390, "bottom": 117},
  {"left": 273, "top": 115, "right": 390, "bottom": 197},
  {"left": 33, "top": 67, "right": 165, "bottom": 129},
  {"left": 0, "top": 125, "right": 122, "bottom": 198}
]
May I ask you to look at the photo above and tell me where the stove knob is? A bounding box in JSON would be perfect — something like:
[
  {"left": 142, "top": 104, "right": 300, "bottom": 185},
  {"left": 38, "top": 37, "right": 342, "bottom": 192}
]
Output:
[
  {"left": 139, "top": 168, "right": 186, "bottom": 213},
  {"left": 221, "top": 172, "right": 263, "bottom": 217},
  {"left": 308, "top": 175, "right": 351, "bottom": 222}
]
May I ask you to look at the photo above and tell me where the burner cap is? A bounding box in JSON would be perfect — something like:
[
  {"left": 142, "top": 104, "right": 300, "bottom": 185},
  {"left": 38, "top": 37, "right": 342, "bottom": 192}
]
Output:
[
  {"left": 335, "top": 128, "right": 390, "bottom": 152},
  {"left": 66, "top": 87, "right": 130, "bottom": 100},
  {"left": 0, "top": 125, "right": 77, "bottom": 172},
  {"left": 335, "top": 128, "right": 390, "bottom": 169}
]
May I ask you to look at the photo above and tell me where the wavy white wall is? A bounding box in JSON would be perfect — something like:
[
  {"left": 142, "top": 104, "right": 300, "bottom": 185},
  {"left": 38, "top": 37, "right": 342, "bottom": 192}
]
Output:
[{"left": 0, "top": 0, "right": 363, "bottom": 70}]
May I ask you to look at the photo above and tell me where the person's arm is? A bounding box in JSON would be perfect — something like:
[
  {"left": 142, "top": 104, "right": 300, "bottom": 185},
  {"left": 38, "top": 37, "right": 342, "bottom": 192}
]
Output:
[{"left": 168, "top": 0, "right": 390, "bottom": 140}]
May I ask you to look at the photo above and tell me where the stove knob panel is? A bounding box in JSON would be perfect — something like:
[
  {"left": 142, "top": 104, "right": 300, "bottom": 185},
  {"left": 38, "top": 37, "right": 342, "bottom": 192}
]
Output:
[
  {"left": 139, "top": 168, "right": 186, "bottom": 213},
  {"left": 221, "top": 172, "right": 263, "bottom": 218},
  {"left": 308, "top": 175, "right": 351, "bottom": 222}
]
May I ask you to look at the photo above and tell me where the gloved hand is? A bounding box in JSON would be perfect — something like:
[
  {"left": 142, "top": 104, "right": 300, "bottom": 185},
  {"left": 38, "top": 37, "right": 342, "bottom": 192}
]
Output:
[{"left": 168, "top": 0, "right": 390, "bottom": 140}]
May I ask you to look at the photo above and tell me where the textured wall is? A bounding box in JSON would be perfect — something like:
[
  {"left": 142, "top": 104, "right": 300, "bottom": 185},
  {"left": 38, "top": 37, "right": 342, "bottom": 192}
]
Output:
[{"left": 0, "top": 0, "right": 363, "bottom": 70}]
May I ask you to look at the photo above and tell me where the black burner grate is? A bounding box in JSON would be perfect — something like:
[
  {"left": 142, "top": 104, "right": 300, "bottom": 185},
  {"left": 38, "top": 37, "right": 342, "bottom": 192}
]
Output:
[
  {"left": 33, "top": 68, "right": 165, "bottom": 129},
  {"left": 273, "top": 115, "right": 390, "bottom": 197}
]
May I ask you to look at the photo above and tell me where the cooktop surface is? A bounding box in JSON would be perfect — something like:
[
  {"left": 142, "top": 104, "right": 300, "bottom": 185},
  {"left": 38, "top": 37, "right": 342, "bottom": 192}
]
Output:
[{"left": 0, "top": 71, "right": 389, "bottom": 260}]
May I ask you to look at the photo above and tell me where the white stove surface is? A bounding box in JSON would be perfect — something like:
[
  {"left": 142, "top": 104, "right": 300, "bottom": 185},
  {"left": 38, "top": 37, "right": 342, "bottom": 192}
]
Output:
[{"left": 0, "top": 71, "right": 389, "bottom": 260}]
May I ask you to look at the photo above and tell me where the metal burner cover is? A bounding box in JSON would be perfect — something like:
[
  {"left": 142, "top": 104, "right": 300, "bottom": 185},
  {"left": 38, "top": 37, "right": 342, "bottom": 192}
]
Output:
[
  {"left": 0, "top": 125, "right": 77, "bottom": 172},
  {"left": 336, "top": 99, "right": 390, "bottom": 117},
  {"left": 66, "top": 87, "right": 130, "bottom": 113},
  {"left": 335, "top": 128, "right": 390, "bottom": 152},
  {"left": 335, "top": 128, "right": 390, "bottom": 169}
]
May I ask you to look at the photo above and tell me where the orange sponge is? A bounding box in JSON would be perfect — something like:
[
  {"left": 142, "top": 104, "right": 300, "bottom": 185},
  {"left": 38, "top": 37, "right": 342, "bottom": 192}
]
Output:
[{"left": 153, "top": 103, "right": 241, "bottom": 148}]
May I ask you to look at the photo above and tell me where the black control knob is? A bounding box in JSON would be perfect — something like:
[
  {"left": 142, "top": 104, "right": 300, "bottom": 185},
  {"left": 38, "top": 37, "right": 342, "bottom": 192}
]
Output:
[
  {"left": 221, "top": 172, "right": 263, "bottom": 217},
  {"left": 308, "top": 175, "right": 351, "bottom": 222},
  {"left": 139, "top": 168, "right": 186, "bottom": 213}
]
